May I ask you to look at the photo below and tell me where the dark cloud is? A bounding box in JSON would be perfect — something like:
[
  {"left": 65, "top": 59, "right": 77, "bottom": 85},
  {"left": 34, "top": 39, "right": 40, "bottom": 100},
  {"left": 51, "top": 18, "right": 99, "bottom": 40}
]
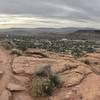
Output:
[{"left": 0, "top": 0, "right": 100, "bottom": 22}]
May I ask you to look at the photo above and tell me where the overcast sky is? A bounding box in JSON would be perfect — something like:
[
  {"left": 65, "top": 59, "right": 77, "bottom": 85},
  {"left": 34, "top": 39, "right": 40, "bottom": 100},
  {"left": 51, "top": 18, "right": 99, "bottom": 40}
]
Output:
[{"left": 0, "top": 0, "right": 100, "bottom": 29}]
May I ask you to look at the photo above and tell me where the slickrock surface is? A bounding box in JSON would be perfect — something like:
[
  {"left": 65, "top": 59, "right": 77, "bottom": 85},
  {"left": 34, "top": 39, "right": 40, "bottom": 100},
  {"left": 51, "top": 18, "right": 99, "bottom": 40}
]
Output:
[
  {"left": 7, "top": 83, "right": 25, "bottom": 91},
  {"left": 0, "top": 48, "right": 100, "bottom": 100}
]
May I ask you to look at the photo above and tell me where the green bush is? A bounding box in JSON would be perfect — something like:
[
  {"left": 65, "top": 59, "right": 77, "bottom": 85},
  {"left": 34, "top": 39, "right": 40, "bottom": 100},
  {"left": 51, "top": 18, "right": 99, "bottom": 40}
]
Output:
[
  {"left": 32, "top": 64, "right": 61, "bottom": 97},
  {"left": 10, "top": 48, "right": 22, "bottom": 56},
  {"left": 71, "top": 47, "right": 84, "bottom": 58},
  {"left": 32, "top": 77, "right": 53, "bottom": 97},
  {"left": 85, "top": 46, "right": 95, "bottom": 53},
  {"left": 50, "top": 73, "right": 61, "bottom": 87}
]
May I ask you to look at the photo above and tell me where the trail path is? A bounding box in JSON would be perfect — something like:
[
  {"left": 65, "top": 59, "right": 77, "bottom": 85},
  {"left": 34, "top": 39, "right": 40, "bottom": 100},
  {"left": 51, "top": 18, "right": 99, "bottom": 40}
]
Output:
[{"left": 0, "top": 48, "right": 12, "bottom": 95}]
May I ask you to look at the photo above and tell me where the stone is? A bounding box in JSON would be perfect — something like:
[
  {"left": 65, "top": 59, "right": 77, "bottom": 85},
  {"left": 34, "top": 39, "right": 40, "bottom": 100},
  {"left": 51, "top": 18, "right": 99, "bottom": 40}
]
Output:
[{"left": 7, "top": 83, "right": 25, "bottom": 91}]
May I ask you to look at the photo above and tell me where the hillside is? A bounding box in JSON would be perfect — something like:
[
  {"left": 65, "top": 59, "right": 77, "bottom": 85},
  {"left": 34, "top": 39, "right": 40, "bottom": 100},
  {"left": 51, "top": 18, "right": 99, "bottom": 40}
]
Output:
[
  {"left": 0, "top": 48, "right": 100, "bottom": 100},
  {"left": 66, "top": 30, "right": 100, "bottom": 40},
  {"left": 0, "top": 28, "right": 100, "bottom": 40}
]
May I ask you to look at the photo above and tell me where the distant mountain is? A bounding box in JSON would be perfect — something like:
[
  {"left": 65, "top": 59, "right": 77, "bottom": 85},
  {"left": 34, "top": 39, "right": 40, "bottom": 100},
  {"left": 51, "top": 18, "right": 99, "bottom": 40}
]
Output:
[
  {"left": 66, "top": 30, "right": 100, "bottom": 40},
  {"left": 0, "top": 27, "right": 98, "bottom": 33},
  {"left": 0, "top": 27, "right": 100, "bottom": 40},
  {"left": 0, "top": 27, "right": 79, "bottom": 34}
]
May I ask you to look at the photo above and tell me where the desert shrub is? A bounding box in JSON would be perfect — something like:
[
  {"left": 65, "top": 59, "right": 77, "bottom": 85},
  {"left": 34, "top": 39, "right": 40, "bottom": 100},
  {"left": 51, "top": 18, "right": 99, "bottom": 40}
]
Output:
[
  {"left": 34, "top": 64, "right": 52, "bottom": 77},
  {"left": 32, "top": 77, "right": 53, "bottom": 96},
  {"left": 10, "top": 48, "right": 22, "bottom": 56},
  {"left": 1, "top": 40, "right": 16, "bottom": 50},
  {"left": 32, "top": 64, "right": 61, "bottom": 97},
  {"left": 71, "top": 47, "right": 84, "bottom": 58},
  {"left": 50, "top": 73, "right": 61, "bottom": 87},
  {"left": 85, "top": 46, "right": 95, "bottom": 53},
  {"left": 16, "top": 44, "right": 28, "bottom": 51}
]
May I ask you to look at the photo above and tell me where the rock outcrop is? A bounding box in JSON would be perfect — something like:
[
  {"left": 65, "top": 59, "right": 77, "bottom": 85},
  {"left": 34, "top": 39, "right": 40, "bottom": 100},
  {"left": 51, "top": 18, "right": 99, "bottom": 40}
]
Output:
[
  {"left": 0, "top": 48, "right": 100, "bottom": 100},
  {"left": 7, "top": 83, "right": 25, "bottom": 91}
]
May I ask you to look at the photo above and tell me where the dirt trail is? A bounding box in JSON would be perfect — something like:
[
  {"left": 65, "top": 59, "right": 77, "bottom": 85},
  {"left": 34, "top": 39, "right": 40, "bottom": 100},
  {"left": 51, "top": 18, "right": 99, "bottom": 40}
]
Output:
[{"left": 0, "top": 48, "right": 12, "bottom": 95}]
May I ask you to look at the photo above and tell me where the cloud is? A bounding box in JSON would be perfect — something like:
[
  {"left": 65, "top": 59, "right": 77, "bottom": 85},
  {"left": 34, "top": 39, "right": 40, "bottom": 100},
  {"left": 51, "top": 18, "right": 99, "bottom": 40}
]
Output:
[
  {"left": 0, "top": 14, "right": 100, "bottom": 29},
  {"left": 0, "top": 0, "right": 100, "bottom": 28}
]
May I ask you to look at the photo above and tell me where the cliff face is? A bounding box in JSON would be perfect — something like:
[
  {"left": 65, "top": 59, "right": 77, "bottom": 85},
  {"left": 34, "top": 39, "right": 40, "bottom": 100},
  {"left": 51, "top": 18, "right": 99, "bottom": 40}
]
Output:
[{"left": 0, "top": 48, "right": 100, "bottom": 100}]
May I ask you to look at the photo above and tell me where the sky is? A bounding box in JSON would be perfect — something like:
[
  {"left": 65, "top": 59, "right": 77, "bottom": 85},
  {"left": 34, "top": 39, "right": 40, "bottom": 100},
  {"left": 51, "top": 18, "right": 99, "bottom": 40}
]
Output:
[{"left": 0, "top": 0, "right": 100, "bottom": 29}]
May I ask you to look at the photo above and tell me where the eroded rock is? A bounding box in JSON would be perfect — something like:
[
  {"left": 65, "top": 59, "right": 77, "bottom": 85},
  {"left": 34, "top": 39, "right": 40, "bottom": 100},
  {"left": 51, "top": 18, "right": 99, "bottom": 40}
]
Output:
[
  {"left": 59, "top": 72, "right": 84, "bottom": 87},
  {"left": 7, "top": 83, "right": 25, "bottom": 91},
  {"left": 13, "top": 92, "right": 33, "bottom": 100},
  {"left": 56, "top": 63, "right": 78, "bottom": 74},
  {"left": 0, "top": 90, "right": 12, "bottom": 100},
  {"left": 11, "top": 75, "right": 30, "bottom": 85},
  {"left": 50, "top": 89, "right": 81, "bottom": 100},
  {"left": 75, "top": 73, "right": 100, "bottom": 100},
  {"left": 0, "top": 71, "right": 4, "bottom": 78},
  {"left": 80, "top": 54, "right": 100, "bottom": 74},
  {"left": 12, "top": 56, "right": 72, "bottom": 74}
]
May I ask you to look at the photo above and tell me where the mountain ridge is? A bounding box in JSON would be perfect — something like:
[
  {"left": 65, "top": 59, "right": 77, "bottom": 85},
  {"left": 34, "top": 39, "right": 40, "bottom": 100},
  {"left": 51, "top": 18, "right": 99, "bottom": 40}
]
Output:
[{"left": 0, "top": 27, "right": 100, "bottom": 40}]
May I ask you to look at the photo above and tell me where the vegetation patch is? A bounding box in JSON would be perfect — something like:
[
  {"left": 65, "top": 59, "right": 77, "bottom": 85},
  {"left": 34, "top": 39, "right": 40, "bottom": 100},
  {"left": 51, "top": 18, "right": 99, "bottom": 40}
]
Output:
[
  {"left": 32, "top": 64, "right": 61, "bottom": 97},
  {"left": 0, "top": 40, "right": 16, "bottom": 50},
  {"left": 10, "top": 48, "right": 22, "bottom": 56}
]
